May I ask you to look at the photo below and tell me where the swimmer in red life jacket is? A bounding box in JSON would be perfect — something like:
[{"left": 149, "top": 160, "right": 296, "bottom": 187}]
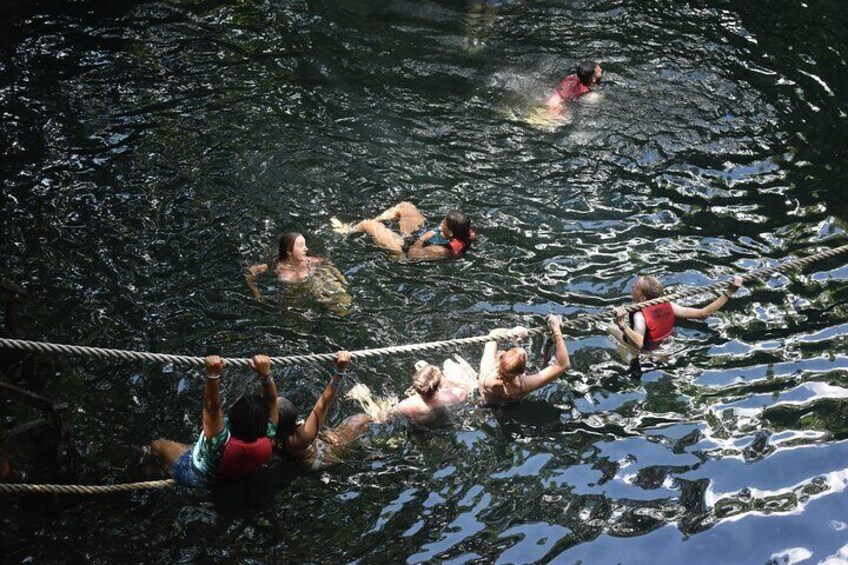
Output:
[
  {"left": 151, "top": 354, "right": 280, "bottom": 487},
  {"left": 331, "top": 202, "right": 475, "bottom": 261},
  {"left": 610, "top": 275, "right": 744, "bottom": 375},
  {"left": 545, "top": 60, "right": 602, "bottom": 111}
]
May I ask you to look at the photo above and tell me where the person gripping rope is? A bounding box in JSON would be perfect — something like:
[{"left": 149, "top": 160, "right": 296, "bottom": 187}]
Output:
[
  {"left": 151, "top": 354, "right": 279, "bottom": 488},
  {"left": 477, "top": 315, "right": 571, "bottom": 407},
  {"left": 274, "top": 351, "right": 371, "bottom": 470},
  {"left": 610, "top": 275, "right": 744, "bottom": 376}
]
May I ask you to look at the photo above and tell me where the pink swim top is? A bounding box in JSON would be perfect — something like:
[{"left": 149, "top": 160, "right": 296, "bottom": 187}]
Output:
[{"left": 556, "top": 74, "right": 591, "bottom": 101}]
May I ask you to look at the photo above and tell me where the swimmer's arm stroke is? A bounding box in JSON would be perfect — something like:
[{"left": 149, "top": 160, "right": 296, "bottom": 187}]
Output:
[
  {"left": 285, "top": 351, "right": 350, "bottom": 452},
  {"left": 520, "top": 316, "right": 571, "bottom": 393},
  {"left": 245, "top": 263, "right": 269, "bottom": 300},
  {"left": 319, "top": 258, "right": 348, "bottom": 285}
]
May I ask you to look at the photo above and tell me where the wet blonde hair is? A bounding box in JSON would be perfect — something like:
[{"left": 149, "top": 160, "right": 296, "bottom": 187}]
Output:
[
  {"left": 499, "top": 348, "right": 527, "bottom": 383},
  {"left": 636, "top": 276, "right": 664, "bottom": 300},
  {"left": 412, "top": 364, "right": 442, "bottom": 399}
]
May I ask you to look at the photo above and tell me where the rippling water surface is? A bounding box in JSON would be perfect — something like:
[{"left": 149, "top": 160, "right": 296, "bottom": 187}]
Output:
[{"left": 2, "top": 0, "right": 848, "bottom": 562}]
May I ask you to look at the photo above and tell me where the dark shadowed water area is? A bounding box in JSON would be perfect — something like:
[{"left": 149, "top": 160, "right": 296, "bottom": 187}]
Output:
[{"left": 2, "top": 0, "right": 848, "bottom": 562}]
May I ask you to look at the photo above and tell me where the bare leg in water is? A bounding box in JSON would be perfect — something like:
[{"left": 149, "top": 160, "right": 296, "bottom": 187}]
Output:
[
  {"left": 150, "top": 439, "right": 191, "bottom": 469},
  {"left": 331, "top": 202, "right": 426, "bottom": 254},
  {"left": 297, "top": 413, "right": 373, "bottom": 470}
]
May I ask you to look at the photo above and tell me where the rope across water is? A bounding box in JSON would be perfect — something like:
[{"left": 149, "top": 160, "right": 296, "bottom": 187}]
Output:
[
  {"left": 0, "top": 479, "right": 175, "bottom": 494},
  {"left": 1, "top": 243, "right": 846, "bottom": 494},
  {"left": 1, "top": 244, "right": 845, "bottom": 367}
]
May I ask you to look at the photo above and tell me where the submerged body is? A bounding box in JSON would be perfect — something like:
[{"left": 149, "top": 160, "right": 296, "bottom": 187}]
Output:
[{"left": 247, "top": 232, "right": 352, "bottom": 315}]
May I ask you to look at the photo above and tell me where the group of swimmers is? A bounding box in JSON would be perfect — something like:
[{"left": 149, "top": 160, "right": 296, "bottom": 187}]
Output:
[{"left": 150, "top": 60, "right": 745, "bottom": 488}]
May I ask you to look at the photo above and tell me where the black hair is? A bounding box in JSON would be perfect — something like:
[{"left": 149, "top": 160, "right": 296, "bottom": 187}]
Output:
[
  {"left": 277, "top": 232, "right": 302, "bottom": 263},
  {"left": 574, "top": 60, "right": 599, "bottom": 86},
  {"left": 445, "top": 210, "right": 472, "bottom": 248},
  {"left": 227, "top": 394, "right": 269, "bottom": 442},
  {"left": 276, "top": 397, "right": 299, "bottom": 437}
]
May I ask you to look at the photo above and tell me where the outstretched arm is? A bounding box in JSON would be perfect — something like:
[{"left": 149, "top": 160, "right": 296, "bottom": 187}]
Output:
[
  {"left": 202, "top": 356, "right": 226, "bottom": 439},
  {"left": 286, "top": 351, "right": 351, "bottom": 452},
  {"left": 319, "top": 258, "right": 348, "bottom": 285},
  {"left": 249, "top": 354, "right": 279, "bottom": 427},
  {"left": 520, "top": 315, "right": 571, "bottom": 393},
  {"left": 673, "top": 276, "right": 744, "bottom": 320}
]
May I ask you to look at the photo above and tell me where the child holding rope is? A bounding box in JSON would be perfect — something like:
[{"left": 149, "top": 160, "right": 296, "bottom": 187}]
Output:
[{"left": 610, "top": 275, "right": 744, "bottom": 376}]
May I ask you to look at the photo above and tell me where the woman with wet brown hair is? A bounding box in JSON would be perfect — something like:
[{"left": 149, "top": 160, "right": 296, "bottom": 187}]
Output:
[
  {"left": 477, "top": 315, "right": 571, "bottom": 407},
  {"left": 330, "top": 202, "right": 475, "bottom": 261},
  {"left": 245, "top": 231, "right": 351, "bottom": 314}
]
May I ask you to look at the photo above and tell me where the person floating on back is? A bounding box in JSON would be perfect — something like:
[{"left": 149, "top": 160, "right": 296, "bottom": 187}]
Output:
[
  {"left": 330, "top": 202, "right": 475, "bottom": 261},
  {"left": 151, "top": 354, "right": 279, "bottom": 488},
  {"left": 477, "top": 315, "right": 571, "bottom": 407},
  {"left": 546, "top": 60, "right": 602, "bottom": 110},
  {"left": 610, "top": 275, "right": 744, "bottom": 376}
]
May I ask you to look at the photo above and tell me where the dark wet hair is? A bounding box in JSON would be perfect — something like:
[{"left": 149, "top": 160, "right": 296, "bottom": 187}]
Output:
[
  {"left": 276, "top": 396, "right": 299, "bottom": 437},
  {"left": 445, "top": 210, "right": 472, "bottom": 248},
  {"left": 277, "top": 232, "right": 302, "bottom": 263},
  {"left": 574, "top": 60, "right": 599, "bottom": 86},
  {"left": 228, "top": 394, "right": 270, "bottom": 442}
]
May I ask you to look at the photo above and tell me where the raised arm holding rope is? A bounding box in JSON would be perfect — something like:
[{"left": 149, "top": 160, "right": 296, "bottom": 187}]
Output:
[
  {"left": 275, "top": 351, "right": 372, "bottom": 470},
  {"left": 478, "top": 314, "right": 571, "bottom": 407},
  {"left": 150, "top": 354, "right": 279, "bottom": 488},
  {"left": 609, "top": 275, "right": 744, "bottom": 376}
]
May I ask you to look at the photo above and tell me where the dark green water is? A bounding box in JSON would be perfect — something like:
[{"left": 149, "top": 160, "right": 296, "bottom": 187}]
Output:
[{"left": 2, "top": 0, "right": 848, "bottom": 562}]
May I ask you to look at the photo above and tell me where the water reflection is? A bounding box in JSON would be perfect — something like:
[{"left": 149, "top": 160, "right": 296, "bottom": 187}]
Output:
[{"left": 2, "top": 0, "right": 848, "bottom": 562}]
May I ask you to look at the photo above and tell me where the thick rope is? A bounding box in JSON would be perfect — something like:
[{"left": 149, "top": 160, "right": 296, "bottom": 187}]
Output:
[
  {"left": 2, "top": 243, "right": 846, "bottom": 495},
  {"left": 0, "top": 479, "right": 175, "bottom": 494},
  {"left": 1, "top": 244, "right": 846, "bottom": 368}
]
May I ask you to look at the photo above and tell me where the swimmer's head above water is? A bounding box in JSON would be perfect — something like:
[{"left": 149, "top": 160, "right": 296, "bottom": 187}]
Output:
[
  {"left": 275, "top": 396, "right": 299, "bottom": 437},
  {"left": 632, "top": 275, "right": 664, "bottom": 302},
  {"left": 412, "top": 362, "right": 443, "bottom": 400},
  {"left": 574, "top": 60, "right": 602, "bottom": 87},
  {"left": 498, "top": 347, "right": 527, "bottom": 383},
  {"left": 441, "top": 210, "right": 475, "bottom": 247},
  {"left": 278, "top": 232, "right": 309, "bottom": 264},
  {"left": 227, "top": 394, "right": 272, "bottom": 442}
]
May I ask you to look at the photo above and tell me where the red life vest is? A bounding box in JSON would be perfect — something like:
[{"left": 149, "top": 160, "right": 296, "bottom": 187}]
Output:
[
  {"left": 213, "top": 436, "right": 272, "bottom": 481},
  {"left": 557, "top": 74, "right": 591, "bottom": 101},
  {"left": 447, "top": 229, "right": 476, "bottom": 255},
  {"left": 641, "top": 303, "right": 675, "bottom": 348}
]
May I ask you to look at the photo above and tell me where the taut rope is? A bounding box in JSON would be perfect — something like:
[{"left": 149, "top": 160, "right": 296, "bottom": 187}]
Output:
[
  {"left": 1, "top": 243, "right": 846, "bottom": 495},
  {"left": 0, "top": 244, "right": 845, "bottom": 367}
]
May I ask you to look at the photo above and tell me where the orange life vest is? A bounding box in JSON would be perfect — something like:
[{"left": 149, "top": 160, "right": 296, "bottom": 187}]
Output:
[{"left": 641, "top": 302, "right": 675, "bottom": 348}]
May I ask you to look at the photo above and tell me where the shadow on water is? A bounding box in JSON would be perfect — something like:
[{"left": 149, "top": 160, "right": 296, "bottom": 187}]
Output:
[{"left": 1, "top": 0, "right": 848, "bottom": 562}]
